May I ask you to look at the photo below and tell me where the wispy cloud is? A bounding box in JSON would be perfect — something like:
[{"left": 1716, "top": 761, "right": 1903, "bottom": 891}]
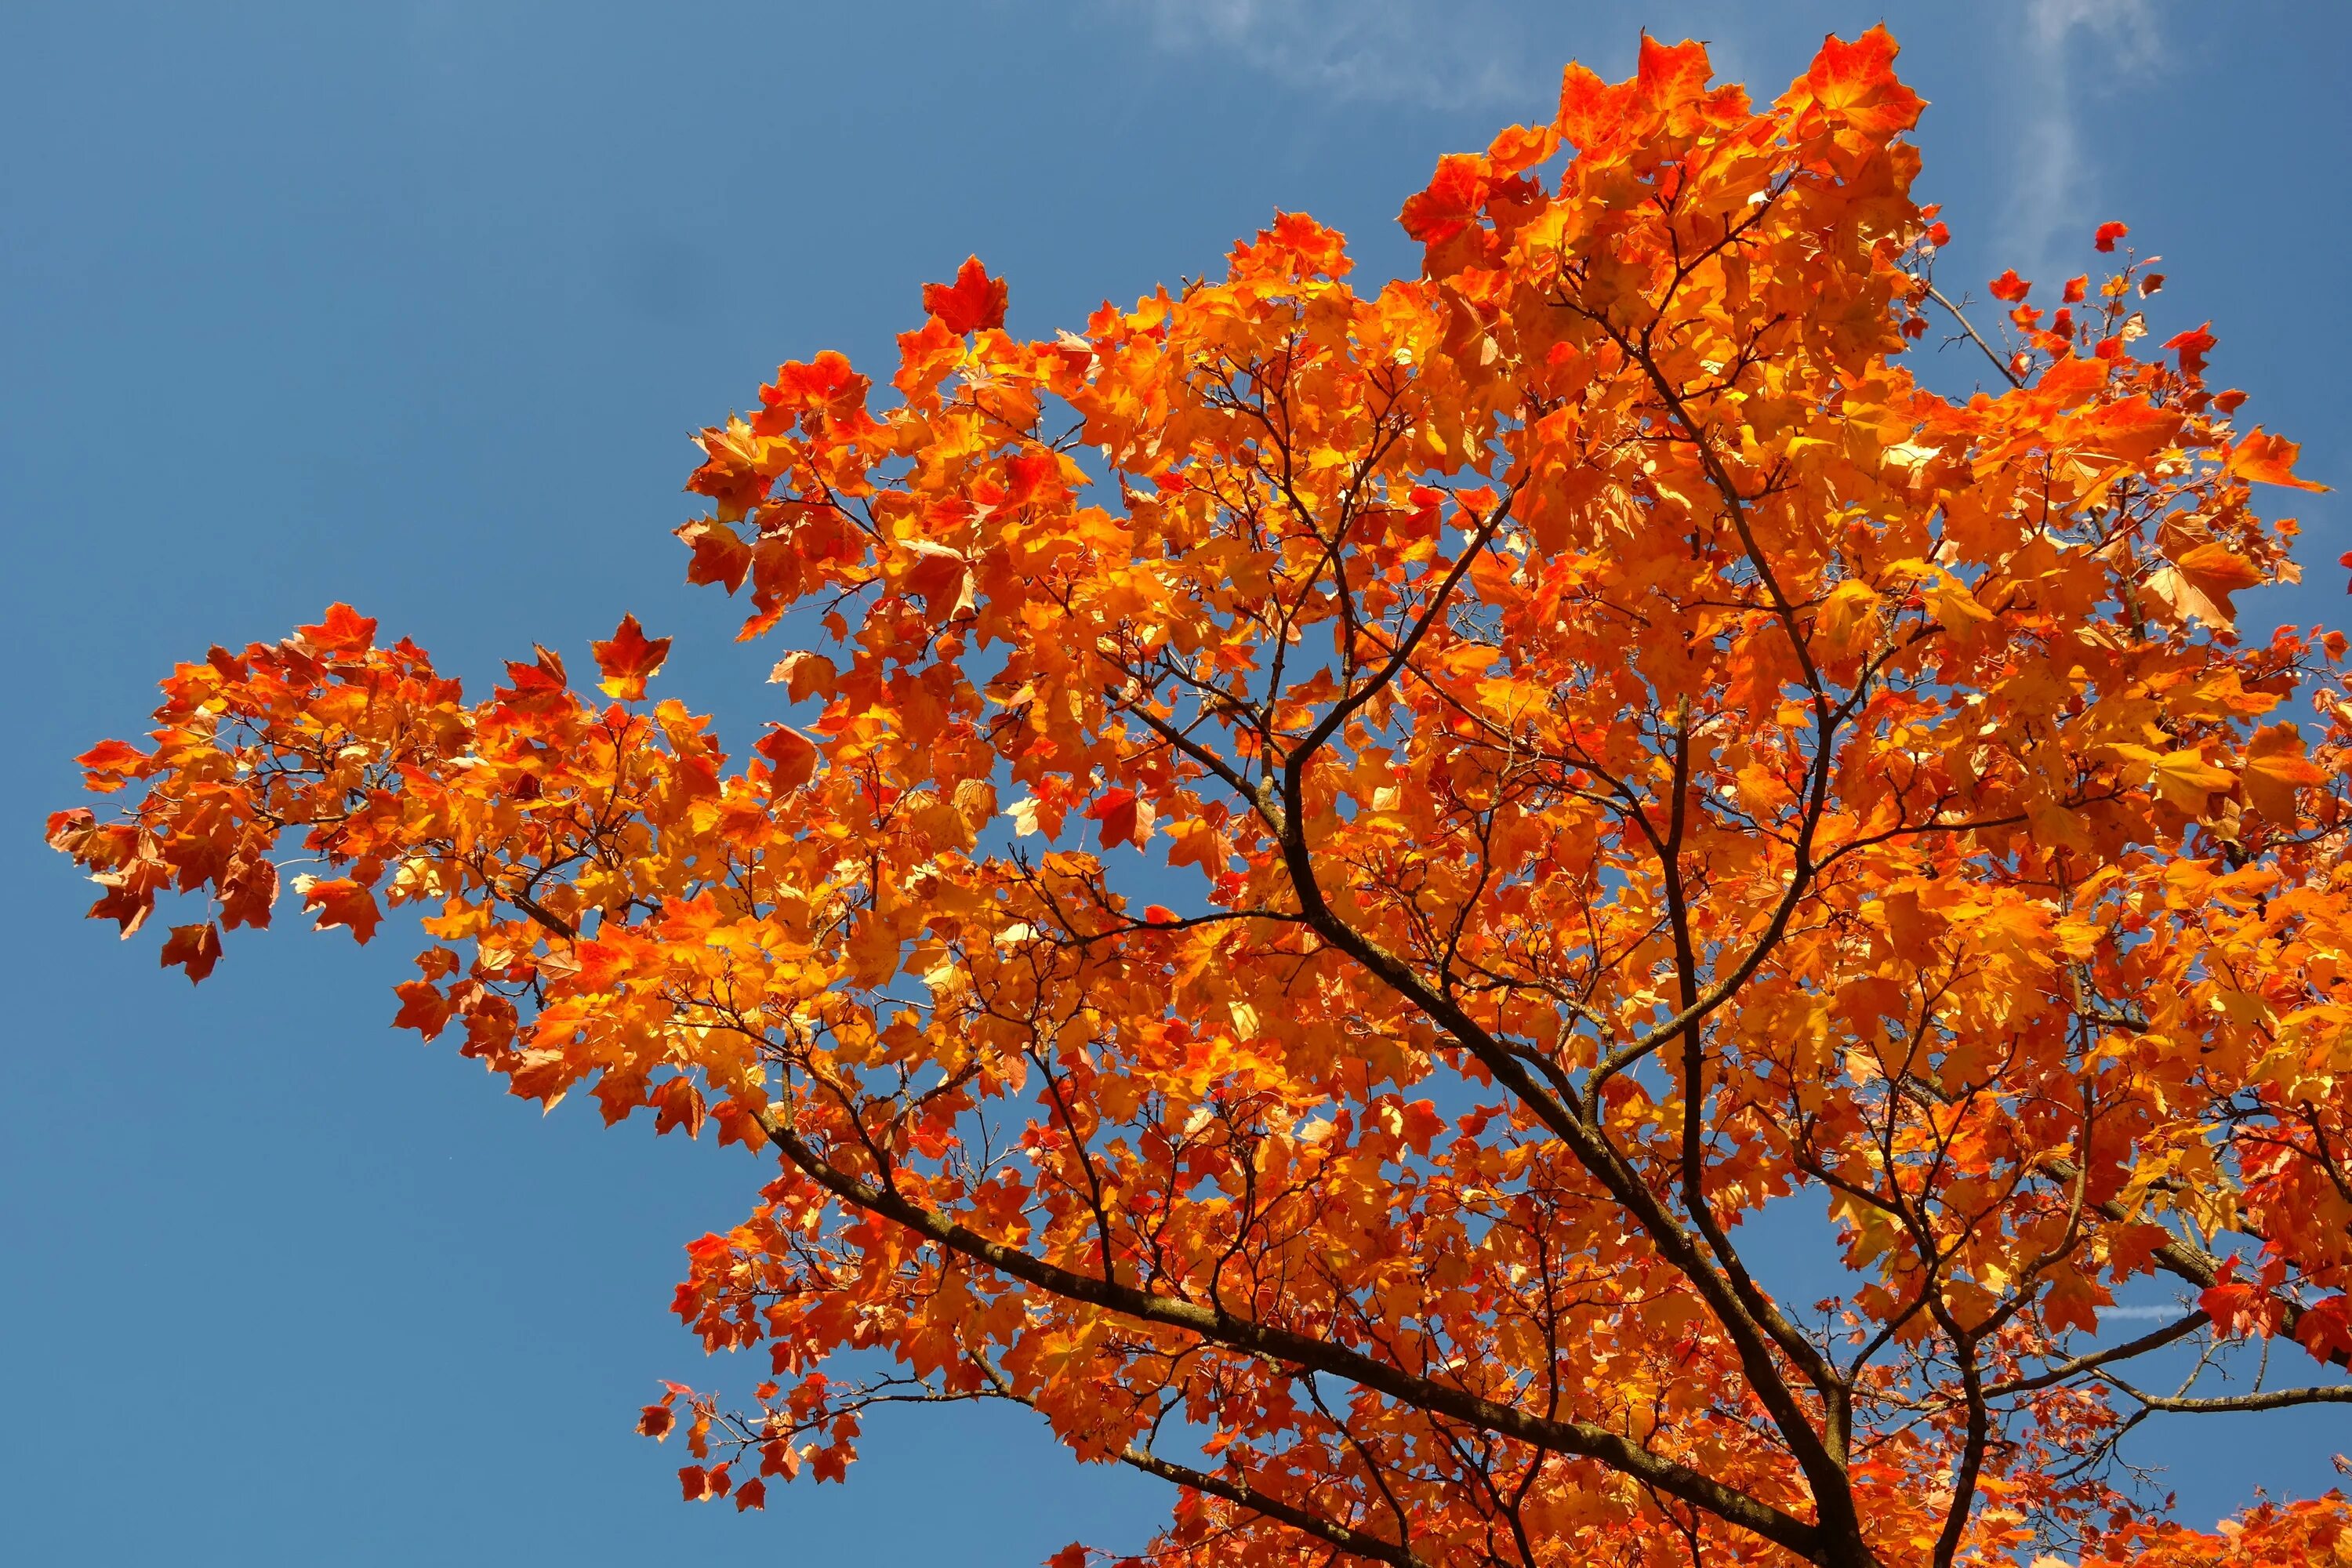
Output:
[
  {"left": 1112, "top": 0, "right": 1557, "bottom": 112},
  {"left": 2004, "top": 0, "right": 2161, "bottom": 281}
]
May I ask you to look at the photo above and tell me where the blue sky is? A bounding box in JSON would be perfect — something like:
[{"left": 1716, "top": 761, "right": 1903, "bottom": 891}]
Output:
[{"left": 5, "top": 2, "right": 2346, "bottom": 1561}]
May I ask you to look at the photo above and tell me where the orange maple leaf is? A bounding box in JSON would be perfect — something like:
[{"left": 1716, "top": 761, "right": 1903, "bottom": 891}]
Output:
[
  {"left": 1790, "top": 23, "right": 1924, "bottom": 136},
  {"left": 2230, "top": 428, "right": 2328, "bottom": 491},
  {"left": 2242, "top": 724, "right": 2326, "bottom": 821},
  {"left": 158, "top": 920, "right": 223, "bottom": 983},
  {"left": 590, "top": 613, "right": 673, "bottom": 700},
  {"left": 299, "top": 877, "right": 381, "bottom": 944},
  {"left": 753, "top": 723, "right": 818, "bottom": 789}
]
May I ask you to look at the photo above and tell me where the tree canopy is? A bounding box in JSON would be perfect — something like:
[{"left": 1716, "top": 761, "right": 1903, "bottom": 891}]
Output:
[{"left": 48, "top": 27, "right": 2352, "bottom": 1568}]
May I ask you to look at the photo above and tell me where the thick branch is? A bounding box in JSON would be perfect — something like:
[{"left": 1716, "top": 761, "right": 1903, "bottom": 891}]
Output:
[{"left": 2101, "top": 1376, "right": 2352, "bottom": 1414}]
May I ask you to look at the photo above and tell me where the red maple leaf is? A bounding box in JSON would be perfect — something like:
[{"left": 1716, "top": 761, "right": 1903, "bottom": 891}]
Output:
[{"left": 921, "top": 256, "right": 1008, "bottom": 335}]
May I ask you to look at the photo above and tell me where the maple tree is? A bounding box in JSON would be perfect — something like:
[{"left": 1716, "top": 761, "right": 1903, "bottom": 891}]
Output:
[{"left": 47, "top": 27, "right": 2352, "bottom": 1568}]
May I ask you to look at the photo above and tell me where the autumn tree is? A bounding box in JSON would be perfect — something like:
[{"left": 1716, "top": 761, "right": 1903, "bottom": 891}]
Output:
[{"left": 48, "top": 28, "right": 2352, "bottom": 1568}]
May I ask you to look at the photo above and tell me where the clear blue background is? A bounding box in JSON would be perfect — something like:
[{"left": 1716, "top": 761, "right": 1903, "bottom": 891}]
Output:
[{"left": 5, "top": 2, "right": 2344, "bottom": 1560}]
